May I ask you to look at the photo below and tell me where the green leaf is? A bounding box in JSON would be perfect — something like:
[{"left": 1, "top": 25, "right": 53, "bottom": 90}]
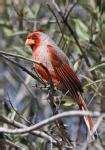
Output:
[
  {"left": 74, "top": 19, "right": 89, "bottom": 41},
  {"left": 63, "top": 101, "right": 74, "bottom": 107},
  {"left": 73, "top": 60, "right": 80, "bottom": 71},
  {"left": 62, "top": 97, "right": 75, "bottom": 107},
  {"left": 3, "top": 28, "right": 13, "bottom": 36}
]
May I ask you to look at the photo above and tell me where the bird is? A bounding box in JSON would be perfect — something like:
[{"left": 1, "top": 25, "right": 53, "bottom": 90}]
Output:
[{"left": 25, "top": 30, "right": 95, "bottom": 138}]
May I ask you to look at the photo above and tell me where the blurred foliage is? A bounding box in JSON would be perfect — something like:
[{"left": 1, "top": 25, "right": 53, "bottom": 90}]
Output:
[{"left": 0, "top": 0, "right": 105, "bottom": 149}]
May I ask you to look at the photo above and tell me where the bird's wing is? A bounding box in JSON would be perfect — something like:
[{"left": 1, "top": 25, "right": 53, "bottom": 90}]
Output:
[
  {"left": 47, "top": 44, "right": 83, "bottom": 98},
  {"left": 47, "top": 44, "right": 95, "bottom": 137}
]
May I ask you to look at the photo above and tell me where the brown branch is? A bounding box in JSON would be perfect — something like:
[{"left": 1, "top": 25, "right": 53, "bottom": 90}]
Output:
[
  {"left": 0, "top": 53, "right": 45, "bottom": 85},
  {"left": 0, "top": 51, "right": 54, "bottom": 86},
  {"left": 49, "top": 1, "right": 91, "bottom": 67},
  {"left": 48, "top": 91, "right": 72, "bottom": 146},
  {"left": 7, "top": 92, "right": 32, "bottom": 125},
  {"left": 47, "top": 4, "right": 64, "bottom": 46},
  {"left": 0, "top": 50, "right": 66, "bottom": 147},
  {"left": 64, "top": 2, "right": 78, "bottom": 21}
]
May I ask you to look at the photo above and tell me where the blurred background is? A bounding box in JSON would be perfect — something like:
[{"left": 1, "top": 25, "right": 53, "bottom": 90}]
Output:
[{"left": 0, "top": 0, "right": 105, "bottom": 149}]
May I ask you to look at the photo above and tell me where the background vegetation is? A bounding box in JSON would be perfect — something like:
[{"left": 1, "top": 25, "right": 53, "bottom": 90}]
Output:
[{"left": 0, "top": 0, "right": 105, "bottom": 149}]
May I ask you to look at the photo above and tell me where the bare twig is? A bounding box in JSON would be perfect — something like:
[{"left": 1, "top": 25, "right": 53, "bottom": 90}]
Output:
[
  {"left": 0, "top": 54, "right": 45, "bottom": 85},
  {"left": 0, "top": 115, "right": 58, "bottom": 145},
  {"left": 0, "top": 53, "right": 45, "bottom": 85},
  {"left": 0, "top": 51, "right": 54, "bottom": 86},
  {"left": 48, "top": 91, "right": 72, "bottom": 146},
  {"left": 47, "top": 4, "right": 64, "bottom": 47},
  {"left": 3, "top": 139, "right": 22, "bottom": 149},
  {"left": 64, "top": 2, "right": 78, "bottom": 21},
  {"left": 0, "top": 111, "right": 103, "bottom": 134},
  {"left": 0, "top": 50, "right": 34, "bottom": 61},
  {"left": 49, "top": 0, "right": 91, "bottom": 67},
  {"left": 47, "top": 5, "right": 63, "bottom": 36},
  {"left": 3, "top": 59, "right": 40, "bottom": 109},
  {"left": 7, "top": 92, "right": 32, "bottom": 125}
]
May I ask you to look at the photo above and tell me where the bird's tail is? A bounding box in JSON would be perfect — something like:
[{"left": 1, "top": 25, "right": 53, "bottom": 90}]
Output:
[{"left": 77, "top": 93, "right": 95, "bottom": 140}]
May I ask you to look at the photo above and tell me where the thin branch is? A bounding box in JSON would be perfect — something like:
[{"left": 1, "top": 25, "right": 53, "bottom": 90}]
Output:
[
  {"left": 0, "top": 50, "right": 45, "bottom": 70},
  {"left": 64, "top": 2, "right": 78, "bottom": 21},
  {"left": 3, "top": 59, "right": 40, "bottom": 109},
  {"left": 47, "top": 5, "right": 63, "bottom": 35},
  {"left": 3, "top": 139, "right": 22, "bottom": 149},
  {"left": 7, "top": 92, "right": 32, "bottom": 125},
  {"left": 87, "top": 80, "right": 102, "bottom": 107},
  {"left": 0, "top": 115, "right": 58, "bottom": 145},
  {"left": 0, "top": 51, "right": 54, "bottom": 87},
  {"left": 50, "top": 1, "right": 91, "bottom": 67},
  {"left": 47, "top": 4, "right": 64, "bottom": 46},
  {"left": 48, "top": 90, "right": 72, "bottom": 146},
  {"left": 84, "top": 79, "right": 105, "bottom": 88},
  {"left": 1, "top": 56, "right": 43, "bottom": 84},
  {"left": 0, "top": 111, "right": 102, "bottom": 134}
]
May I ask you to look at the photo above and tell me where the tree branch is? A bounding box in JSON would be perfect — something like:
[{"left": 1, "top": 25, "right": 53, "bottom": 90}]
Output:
[
  {"left": 0, "top": 111, "right": 103, "bottom": 134},
  {"left": 0, "top": 115, "right": 58, "bottom": 145},
  {"left": 49, "top": 0, "right": 91, "bottom": 67},
  {"left": 0, "top": 54, "right": 45, "bottom": 85},
  {"left": 0, "top": 51, "right": 54, "bottom": 87}
]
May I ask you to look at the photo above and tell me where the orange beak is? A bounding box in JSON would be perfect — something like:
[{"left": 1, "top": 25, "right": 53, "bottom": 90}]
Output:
[{"left": 25, "top": 39, "right": 35, "bottom": 46}]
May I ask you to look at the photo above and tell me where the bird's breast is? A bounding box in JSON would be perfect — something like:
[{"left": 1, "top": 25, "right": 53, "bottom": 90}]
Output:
[{"left": 32, "top": 46, "right": 60, "bottom": 85}]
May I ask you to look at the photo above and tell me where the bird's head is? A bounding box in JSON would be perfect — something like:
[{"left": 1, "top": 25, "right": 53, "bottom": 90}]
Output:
[{"left": 25, "top": 31, "right": 41, "bottom": 49}]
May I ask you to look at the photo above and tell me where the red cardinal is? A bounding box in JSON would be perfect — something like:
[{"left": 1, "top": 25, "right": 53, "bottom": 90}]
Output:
[{"left": 25, "top": 31, "right": 94, "bottom": 138}]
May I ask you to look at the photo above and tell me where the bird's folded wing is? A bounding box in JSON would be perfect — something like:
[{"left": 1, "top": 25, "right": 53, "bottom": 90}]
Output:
[{"left": 47, "top": 45, "right": 83, "bottom": 98}]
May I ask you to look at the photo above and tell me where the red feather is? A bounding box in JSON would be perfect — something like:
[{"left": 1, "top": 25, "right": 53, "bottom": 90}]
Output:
[
  {"left": 47, "top": 45, "right": 83, "bottom": 95},
  {"left": 26, "top": 31, "right": 95, "bottom": 139}
]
